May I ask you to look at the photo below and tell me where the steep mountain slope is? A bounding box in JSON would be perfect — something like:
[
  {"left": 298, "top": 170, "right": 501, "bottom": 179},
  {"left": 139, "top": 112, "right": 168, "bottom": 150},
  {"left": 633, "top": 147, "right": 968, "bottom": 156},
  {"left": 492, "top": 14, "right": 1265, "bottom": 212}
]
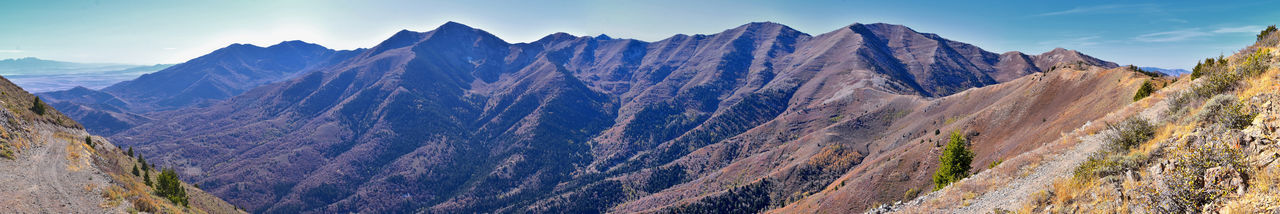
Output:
[
  {"left": 871, "top": 25, "right": 1279, "bottom": 213},
  {"left": 41, "top": 41, "right": 359, "bottom": 135},
  {"left": 770, "top": 64, "right": 1158, "bottom": 213},
  {"left": 107, "top": 21, "right": 1118, "bottom": 213},
  {"left": 0, "top": 74, "right": 239, "bottom": 213}
]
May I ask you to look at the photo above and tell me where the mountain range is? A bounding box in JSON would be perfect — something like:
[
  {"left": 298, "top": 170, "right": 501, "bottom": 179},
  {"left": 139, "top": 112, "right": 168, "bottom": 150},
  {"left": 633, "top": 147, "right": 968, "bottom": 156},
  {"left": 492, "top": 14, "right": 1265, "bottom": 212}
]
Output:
[
  {"left": 40, "top": 42, "right": 360, "bottom": 134},
  {"left": 45, "top": 21, "right": 1134, "bottom": 213},
  {"left": 1139, "top": 66, "right": 1191, "bottom": 76}
]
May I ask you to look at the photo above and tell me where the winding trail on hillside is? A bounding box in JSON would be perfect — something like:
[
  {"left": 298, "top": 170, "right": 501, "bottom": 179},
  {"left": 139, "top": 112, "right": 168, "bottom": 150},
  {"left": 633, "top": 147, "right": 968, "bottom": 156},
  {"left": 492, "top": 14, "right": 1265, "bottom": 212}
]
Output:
[
  {"left": 953, "top": 96, "right": 1170, "bottom": 212},
  {"left": 955, "top": 129, "right": 1105, "bottom": 212},
  {"left": 0, "top": 122, "right": 109, "bottom": 213}
]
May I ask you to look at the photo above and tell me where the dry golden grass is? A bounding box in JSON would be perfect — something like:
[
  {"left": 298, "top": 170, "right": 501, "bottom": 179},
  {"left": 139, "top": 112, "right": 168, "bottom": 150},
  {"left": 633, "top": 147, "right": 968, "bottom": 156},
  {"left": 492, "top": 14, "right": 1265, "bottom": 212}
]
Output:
[
  {"left": 960, "top": 191, "right": 977, "bottom": 207},
  {"left": 101, "top": 185, "right": 126, "bottom": 208},
  {"left": 1216, "top": 47, "right": 1280, "bottom": 213},
  {"left": 1027, "top": 34, "right": 1280, "bottom": 214},
  {"left": 64, "top": 139, "right": 93, "bottom": 171}
]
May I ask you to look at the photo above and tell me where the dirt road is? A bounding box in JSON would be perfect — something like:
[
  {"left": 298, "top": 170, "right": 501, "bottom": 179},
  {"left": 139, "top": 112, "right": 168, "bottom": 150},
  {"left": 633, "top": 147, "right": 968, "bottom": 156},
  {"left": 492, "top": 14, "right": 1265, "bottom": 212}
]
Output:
[{"left": 0, "top": 123, "right": 116, "bottom": 213}]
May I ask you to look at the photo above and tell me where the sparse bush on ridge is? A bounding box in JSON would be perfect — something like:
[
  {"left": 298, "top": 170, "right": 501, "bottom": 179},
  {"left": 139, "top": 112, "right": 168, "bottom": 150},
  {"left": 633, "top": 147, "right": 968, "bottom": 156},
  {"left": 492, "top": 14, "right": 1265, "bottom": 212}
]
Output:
[
  {"left": 1259, "top": 25, "right": 1278, "bottom": 46},
  {"left": 1194, "top": 94, "right": 1255, "bottom": 129},
  {"left": 1191, "top": 56, "right": 1225, "bottom": 80},
  {"left": 1102, "top": 117, "right": 1155, "bottom": 154},
  {"left": 1193, "top": 49, "right": 1270, "bottom": 98},
  {"left": 1074, "top": 151, "right": 1150, "bottom": 182},
  {"left": 1073, "top": 117, "right": 1155, "bottom": 182},
  {"left": 904, "top": 188, "right": 921, "bottom": 201},
  {"left": 933, "top": 131, "right": 973, "bottom": 190},
  {"left": 1164, "top": 91, "right": 1196, "bottom": 122},
  {"left": 1133, "top": 80, "right": 1155, "bottom": 101},
  {"left": 1259, "top": 25, "right": 1277, "bottom": 40},
  {"left": 29, "top": 96, "right": 45, "bottom": 115},
  {"left": 1155, "top": 133, "right": 1249, "bottom": 213}
]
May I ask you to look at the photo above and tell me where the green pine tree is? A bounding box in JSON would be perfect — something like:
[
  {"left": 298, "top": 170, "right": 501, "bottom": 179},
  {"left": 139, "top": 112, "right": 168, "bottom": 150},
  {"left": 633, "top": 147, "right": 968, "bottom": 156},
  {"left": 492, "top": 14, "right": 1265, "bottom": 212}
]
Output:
[
  {"left": 29, "top": 96, "right": 46, "bottom": 115},
  {"left": 933, "top": 131, "right": 974, "bottom": 190},
  {"left": 126, "top": 147, "right": 134, "bottom": 157},
  {"left": 139, "top": 157, "right": 149, "bottom": 171},
  {"left": 156, "top": 168, "right": 189, "bottom": 207},
  {"left": 1133, "top": 80, "right": 1155, "bottom": 101},
  {"left": 143, "top": 170, "right": 152, "bottom": 187},
  {"left": 132, "top": 165, "right": 140, "bottom": 176}
]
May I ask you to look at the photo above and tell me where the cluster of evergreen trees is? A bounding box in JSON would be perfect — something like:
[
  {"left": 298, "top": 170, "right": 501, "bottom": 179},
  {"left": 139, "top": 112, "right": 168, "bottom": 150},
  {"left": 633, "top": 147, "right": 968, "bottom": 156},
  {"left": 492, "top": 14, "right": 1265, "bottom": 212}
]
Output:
[
  {"left": 128, "top": 146, "right": 188, "bottom": 206},
  {"left": 1191, "top": 55, "right": 1226, "bottom": 79}
]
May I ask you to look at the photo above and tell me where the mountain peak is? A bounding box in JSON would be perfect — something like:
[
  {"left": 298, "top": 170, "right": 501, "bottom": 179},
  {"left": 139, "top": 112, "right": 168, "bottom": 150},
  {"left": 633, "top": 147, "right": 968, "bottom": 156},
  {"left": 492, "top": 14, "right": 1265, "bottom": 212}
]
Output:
[
  {"left": 739, "top": 21, "right": 784, "bottom": 28},
  {"left": 265, "top": 40, "right": 329, "bottom": 52},
  {"left": 533, "top": 32, "right": 579, "bottom": 44},
  {"left": 367, "top": 29, "right": 427, "bottom": 55},
  {"left": 67, "top": 86, "right": 93, "bottom": 92},
  {"left": 422, "top": 21, "right": 508, "bottom": 46},
  {"left": 272, "top": 40, "right": 313, "bottom": 47},
  {"left": 1043, "top": 47, "right": 1078, "bottom": 55},
  {"left": 436, "top": 21, "right": 477, "bottom": 32},
  {"left": 732, "top": 21, "right": 796, "bottom": 32},
  {"left": 223, "top": 43, "right": 262, "bottom": 50},
  {"left": 1032, "top": 47, "right": 1118, "bottom": 69},
  {"left": 864, "top": 22, "right": 909, "bottom": 29}
]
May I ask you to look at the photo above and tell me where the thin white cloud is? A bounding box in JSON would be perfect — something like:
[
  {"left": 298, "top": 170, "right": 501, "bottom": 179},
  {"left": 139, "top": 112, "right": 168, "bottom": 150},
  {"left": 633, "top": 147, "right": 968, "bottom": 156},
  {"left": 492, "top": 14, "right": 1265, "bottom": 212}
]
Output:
[
  {"left": 1135, "top": 29, "right": 1212, "bottom": 42},
  {"left": 1034, "top": 4, "right": 1157, "bottom": 17},
  {"left": 0, "top": 50, "right": 22, "bottom": 53},
  {"left": 1213, "top": 25, "right": 1264, "bottom": 33},
  {"left": 1135, "top": 25, "right": 1267, "bottom": 42}
]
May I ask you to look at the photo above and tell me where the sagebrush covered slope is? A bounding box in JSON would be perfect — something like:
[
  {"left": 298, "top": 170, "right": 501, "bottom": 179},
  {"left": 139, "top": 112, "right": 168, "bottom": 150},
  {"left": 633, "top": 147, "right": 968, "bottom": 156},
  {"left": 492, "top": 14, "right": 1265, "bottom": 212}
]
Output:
[{"left": 877, "top": 25, "right": 1280, "bottom": 213}]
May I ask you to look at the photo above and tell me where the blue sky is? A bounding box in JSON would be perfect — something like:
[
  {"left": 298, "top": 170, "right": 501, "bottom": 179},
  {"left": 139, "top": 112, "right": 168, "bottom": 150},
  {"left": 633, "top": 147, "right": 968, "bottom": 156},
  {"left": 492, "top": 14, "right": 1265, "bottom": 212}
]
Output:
[{"left": 1, "top": 0, "right": 1276, "bottom": 69}]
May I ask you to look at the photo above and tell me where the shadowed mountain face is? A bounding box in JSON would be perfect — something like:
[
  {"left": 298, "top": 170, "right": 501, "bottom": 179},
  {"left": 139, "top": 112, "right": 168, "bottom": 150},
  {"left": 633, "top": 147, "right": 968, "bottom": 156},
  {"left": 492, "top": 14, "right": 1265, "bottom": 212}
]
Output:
[
  {"left": 104, "top": 22, "right": 1117, "bottom": 213},
  {"left": 40, "top": 41, "right": 360, "bottom": 135}
]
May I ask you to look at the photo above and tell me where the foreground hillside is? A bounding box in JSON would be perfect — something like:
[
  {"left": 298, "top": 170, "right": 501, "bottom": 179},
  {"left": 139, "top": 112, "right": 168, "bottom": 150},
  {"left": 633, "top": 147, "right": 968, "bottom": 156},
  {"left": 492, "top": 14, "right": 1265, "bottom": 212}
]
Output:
[
  {"left": 873, "top": 25, "right": 1280, "bottom": 213},
  {"left": 745, "top": 63, "right": 1162, "bottom": 213},
  {"left": 0, "top": 75, "right": 239, "bottom": 213}
]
